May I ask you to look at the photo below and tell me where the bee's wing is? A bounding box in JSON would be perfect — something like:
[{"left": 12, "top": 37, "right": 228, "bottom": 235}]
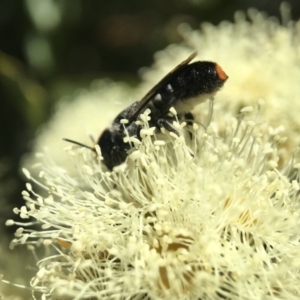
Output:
[{"left": 126, "top": 51, "right": 198, "bottom": 121}]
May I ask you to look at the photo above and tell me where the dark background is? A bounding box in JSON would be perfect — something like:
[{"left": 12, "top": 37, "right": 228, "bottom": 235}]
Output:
[{"left": 1, "top": 0, "right": 300, "bottom": 237}]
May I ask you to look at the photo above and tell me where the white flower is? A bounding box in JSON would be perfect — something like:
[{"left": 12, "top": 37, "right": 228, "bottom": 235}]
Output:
[
  {"left": 138, "top": 4, "right": 300, "bottom": 162},
  {"left": 8, "top": 105, "right": 300, "bottom": 299},
  {"left": 23, "top": 79, "right": 133, "bottom": 175},
  {"left": 24, "top": 5, "right": 300, "bottom": 172},
  {"left": 12, "top": 5, "right": 300, "bottom": 298}
]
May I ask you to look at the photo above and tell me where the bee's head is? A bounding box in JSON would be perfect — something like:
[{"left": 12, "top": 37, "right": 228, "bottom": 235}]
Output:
[{"left": 98, "top": 128, "right": 129, "bottom": 170}]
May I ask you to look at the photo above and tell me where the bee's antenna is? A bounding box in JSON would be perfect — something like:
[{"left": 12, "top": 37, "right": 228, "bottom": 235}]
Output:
[
  {"left": 63, "top": 138, "right": 95, "bottom": 152},
  {"left": 88, "top": 133, "right": 96, "bottom": 143}
]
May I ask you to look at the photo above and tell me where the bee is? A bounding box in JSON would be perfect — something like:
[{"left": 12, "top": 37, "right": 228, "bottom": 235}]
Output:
[{"left": 64, "top": 52, "right": 228, "bottom": 170}]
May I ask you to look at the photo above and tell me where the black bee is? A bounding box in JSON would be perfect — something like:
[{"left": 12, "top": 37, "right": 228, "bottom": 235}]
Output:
[{"left": 64, "top": 52, "right": 228, "bottom": 170}]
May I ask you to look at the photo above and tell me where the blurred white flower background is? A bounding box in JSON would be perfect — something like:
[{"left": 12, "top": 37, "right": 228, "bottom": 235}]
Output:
[
  {"left": 140, "top": 3, "right": 300, "bottom": 164},
  {"left": 23, "top": 80, "right": 133, "bottom": 174}
]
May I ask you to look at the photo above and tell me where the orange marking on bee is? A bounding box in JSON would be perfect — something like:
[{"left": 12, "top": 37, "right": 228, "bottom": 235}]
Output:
[{"left": 215, "top": 64, "right": 228, "bottom": 81}]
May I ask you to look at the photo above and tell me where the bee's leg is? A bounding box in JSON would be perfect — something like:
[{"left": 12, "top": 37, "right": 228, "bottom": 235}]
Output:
[
  {"left": 184, "top": 112, "right": 194, "bottom": 126},
  {"left": 157, "top": 119, "right": 179, "bottom": 136},
  {"left": 184, "top": 112, "right": 194, "bottom": 140}
]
